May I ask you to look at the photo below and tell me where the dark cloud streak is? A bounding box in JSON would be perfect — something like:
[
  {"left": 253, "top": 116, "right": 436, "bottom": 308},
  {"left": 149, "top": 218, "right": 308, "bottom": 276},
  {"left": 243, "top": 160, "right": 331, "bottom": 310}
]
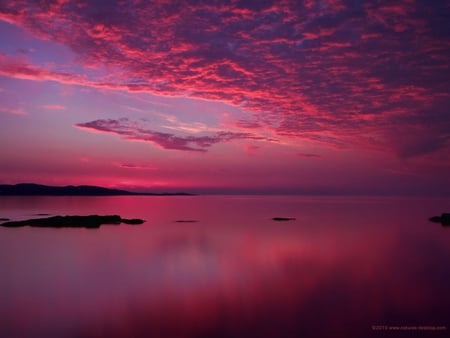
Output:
[{"left": 75, "top": 118, "right": 273, "bottom": 152}]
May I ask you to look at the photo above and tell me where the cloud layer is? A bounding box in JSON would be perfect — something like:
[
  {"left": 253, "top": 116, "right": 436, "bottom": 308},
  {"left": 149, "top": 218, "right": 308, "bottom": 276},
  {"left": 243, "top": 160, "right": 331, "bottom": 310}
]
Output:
[
  {"left": 76, "top": 118, "right": 271, "bottom": 152},
  {"left": 1, "top": 0, "right": 449, "bottom": 157}
]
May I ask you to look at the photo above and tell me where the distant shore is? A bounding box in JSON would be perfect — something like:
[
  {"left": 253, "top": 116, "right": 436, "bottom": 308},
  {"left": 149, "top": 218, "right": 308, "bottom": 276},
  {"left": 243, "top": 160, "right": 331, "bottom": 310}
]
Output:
[{"left": 0, "top": 183, "right": 194, "bottom": 196}]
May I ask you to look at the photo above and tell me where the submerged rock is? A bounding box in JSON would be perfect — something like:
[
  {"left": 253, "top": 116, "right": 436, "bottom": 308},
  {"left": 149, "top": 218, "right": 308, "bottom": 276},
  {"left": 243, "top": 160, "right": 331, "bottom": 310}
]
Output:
[
  {"left": 0, "top": 215, "right": 145, "bottom": 228},
  {"left": 272, "top": 217, "right": 296, "bottom": 221},
  {"left": 429, "top": 213, "right": 450, "bottom": 226}
]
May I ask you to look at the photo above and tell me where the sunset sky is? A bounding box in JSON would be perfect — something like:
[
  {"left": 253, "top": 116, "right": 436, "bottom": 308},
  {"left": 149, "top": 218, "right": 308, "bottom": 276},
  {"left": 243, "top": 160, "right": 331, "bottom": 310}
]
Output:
[{"left": 0, "top": 0, "right": 449, "bottom": 194}]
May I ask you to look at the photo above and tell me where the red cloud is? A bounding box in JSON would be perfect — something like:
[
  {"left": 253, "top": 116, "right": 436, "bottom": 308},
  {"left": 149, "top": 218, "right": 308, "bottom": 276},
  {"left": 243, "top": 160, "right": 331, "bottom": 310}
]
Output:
[
  {"left": 43, "top": 104, "right": 66, "bottom": 110},
  {"left": 297, "top": 153, "right": 321, "bottom": 158},
  {"left": 1, "top": 0, "right": 448, "bottom": 158}
]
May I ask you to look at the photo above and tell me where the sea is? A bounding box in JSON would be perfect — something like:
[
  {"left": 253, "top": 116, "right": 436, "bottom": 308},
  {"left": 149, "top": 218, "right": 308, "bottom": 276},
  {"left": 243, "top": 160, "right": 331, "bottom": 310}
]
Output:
[{"left": 0, "top": 195, "right": 449, "bottom": 338}]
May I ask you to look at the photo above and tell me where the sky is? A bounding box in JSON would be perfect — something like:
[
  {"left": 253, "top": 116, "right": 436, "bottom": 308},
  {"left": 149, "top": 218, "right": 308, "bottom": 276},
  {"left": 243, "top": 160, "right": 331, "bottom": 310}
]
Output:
[{"left": 0, "top": 0, "right": 449, "bottom": 195}]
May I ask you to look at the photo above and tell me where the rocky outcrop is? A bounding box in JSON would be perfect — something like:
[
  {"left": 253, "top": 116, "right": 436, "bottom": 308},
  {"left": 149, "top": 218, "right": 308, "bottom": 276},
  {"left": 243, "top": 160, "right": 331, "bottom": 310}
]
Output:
[
  {"left": 0, "top": 215, "right": 145, "bottom": 228},
  {"left": 429, "top": 213, "right": 450, "bottom": 226}
]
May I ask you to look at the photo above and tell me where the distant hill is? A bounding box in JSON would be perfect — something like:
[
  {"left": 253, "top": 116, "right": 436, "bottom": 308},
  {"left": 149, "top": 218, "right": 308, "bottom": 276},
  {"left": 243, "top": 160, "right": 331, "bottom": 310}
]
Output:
[{"left": 0, "top": 183, "right": 193, "bottom": 196}]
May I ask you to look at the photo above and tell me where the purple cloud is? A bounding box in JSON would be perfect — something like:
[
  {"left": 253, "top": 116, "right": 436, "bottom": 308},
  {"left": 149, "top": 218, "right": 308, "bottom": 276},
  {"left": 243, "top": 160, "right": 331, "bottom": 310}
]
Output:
[
  {"left": 75, "top": 118, "right": 272, "bottom": 152},
  {"left": 115, "top": 163, "right": 158, "bottom": 170}
]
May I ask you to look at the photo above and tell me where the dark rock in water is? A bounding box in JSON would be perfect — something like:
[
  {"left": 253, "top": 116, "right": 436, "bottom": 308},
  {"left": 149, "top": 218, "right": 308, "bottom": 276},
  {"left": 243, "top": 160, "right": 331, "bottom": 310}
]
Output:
[
  {"left": 175, "top": 220, "right": 199, "bottom": 223},
  {"left": 272, "top": 217, "right": 296, "bottom": 221},
  {"left": 0, "top": 218, "right": 10, "bottom": 221},
  {"left": 429, "top": 213, "right": 450, "bottom": 226},
  {"left": 0, "top": 215, "right": 145, "bottom": 228},
  {"left": 121, "top": 218, "right": 145, "bottom": 225}
]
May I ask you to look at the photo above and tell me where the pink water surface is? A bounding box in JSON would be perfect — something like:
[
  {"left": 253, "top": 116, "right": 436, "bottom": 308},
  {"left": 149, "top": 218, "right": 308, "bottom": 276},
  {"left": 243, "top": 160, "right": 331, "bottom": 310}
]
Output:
[{"left": 1, "top": 195, "right": 449, "bottom": 337}]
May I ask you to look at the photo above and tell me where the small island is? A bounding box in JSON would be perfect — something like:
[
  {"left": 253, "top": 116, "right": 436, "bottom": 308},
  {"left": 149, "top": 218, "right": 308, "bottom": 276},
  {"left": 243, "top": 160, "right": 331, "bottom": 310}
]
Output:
[
  {"left": 429, "top": 213, "right": 450, "bottom": 226},
  {"left": 0, "top": 215, "right": 145, "bottom": 228}
]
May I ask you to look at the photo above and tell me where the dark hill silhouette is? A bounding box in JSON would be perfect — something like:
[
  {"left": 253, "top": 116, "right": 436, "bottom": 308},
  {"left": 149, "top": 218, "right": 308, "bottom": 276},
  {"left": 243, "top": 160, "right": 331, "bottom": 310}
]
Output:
[{"left": 0, "top": 183, "right": 193, "bottom": 196}]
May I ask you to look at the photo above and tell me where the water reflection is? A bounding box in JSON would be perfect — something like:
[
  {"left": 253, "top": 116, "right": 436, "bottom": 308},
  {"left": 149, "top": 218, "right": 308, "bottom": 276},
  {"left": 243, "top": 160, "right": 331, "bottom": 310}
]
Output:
[{"left": 0, "top": 196, "right": 449, "bottom": 337}]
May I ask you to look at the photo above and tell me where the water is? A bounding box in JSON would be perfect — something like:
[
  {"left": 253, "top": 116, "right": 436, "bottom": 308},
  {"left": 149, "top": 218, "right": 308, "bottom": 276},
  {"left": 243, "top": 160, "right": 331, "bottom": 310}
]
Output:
[{"left": 0, "top": 195, "right": 449, "bottom": 338}]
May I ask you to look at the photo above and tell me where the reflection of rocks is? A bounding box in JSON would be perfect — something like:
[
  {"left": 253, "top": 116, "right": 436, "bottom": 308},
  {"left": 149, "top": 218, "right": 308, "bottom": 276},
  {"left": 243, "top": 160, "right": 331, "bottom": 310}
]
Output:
[
  {"left": 1, "top": 215, "right": 145, "bottom": 228},
  {"left": 429, "top": 213, "right": 450, "bottom": 226},
  {"left": 272, "top": 217, "right": 296, "bottom": 221}
]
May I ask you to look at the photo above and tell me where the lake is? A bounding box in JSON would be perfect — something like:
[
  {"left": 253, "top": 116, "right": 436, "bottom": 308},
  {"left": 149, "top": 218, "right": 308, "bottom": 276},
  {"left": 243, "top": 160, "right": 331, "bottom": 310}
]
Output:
[{"left": 0, "top": 195, "right": 449, "bottom": 338}]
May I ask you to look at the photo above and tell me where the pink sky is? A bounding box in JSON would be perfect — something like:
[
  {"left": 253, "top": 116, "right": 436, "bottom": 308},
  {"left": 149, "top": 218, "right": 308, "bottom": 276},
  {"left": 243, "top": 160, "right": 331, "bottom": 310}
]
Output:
[{"left": 0, "top": 0, "right": 449, "bottom": 194}]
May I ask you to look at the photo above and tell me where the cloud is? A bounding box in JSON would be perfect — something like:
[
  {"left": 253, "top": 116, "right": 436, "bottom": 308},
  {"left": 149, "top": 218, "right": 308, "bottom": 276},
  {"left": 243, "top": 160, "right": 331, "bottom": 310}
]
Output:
[
  {"left": 43, "top": 104, "right": 66, "bottom": 110},
  {"left": 0, "top": 54, "right": 90, "bottom": 86},
  {"left": 0, "top": 107, "right": 26, "bottom": 115},
  {"left": 114, "top": 162, "right": 158, "bottom": 170},
  {"left": 75, "top": 118, "right": 273, "bottom": 152},
  {"left": 1, "top": 0, "right": 449, "bottom": 158},
  {"left": 297, "top": 153, "right": 321, "bottom": 158},
  {"left": 384, "top": 125, "right": 450, "bottom": 159}
]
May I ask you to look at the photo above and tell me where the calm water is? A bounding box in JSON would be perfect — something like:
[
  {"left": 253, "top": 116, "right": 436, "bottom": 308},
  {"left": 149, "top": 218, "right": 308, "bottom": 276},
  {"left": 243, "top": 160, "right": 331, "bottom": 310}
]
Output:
[{"left": 0, "top": 195, "right": 449, "bottom": 338}]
